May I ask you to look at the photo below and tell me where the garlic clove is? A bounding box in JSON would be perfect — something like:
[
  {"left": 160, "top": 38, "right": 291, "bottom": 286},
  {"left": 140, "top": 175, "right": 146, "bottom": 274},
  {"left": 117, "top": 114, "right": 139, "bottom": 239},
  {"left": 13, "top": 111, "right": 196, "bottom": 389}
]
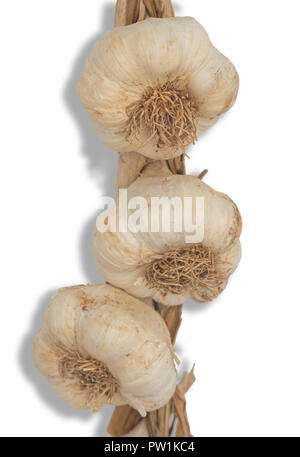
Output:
[
  {"left": 43, "top": 286, "right": 81, "bottom": 351},
  {"left": 189, "top": 46, "right": 239, "bottom": 120}
]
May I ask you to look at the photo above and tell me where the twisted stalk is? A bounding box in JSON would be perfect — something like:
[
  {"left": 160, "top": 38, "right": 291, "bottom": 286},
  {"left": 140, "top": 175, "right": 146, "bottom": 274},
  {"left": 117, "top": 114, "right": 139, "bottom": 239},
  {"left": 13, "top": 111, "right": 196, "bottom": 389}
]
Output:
[{"left": 107, "top": 0, "right": 195, "bottom": 437}]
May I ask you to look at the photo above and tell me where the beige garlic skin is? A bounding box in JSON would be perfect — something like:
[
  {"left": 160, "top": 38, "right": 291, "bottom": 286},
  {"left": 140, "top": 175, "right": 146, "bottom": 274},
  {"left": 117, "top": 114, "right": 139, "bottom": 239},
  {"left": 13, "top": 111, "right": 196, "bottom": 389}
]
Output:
[
  {"left": 93, "top": 166, "right": 242, "bottom": 306},
  {"left": 32, "top": 284, "right": 177, "bottom": 417},
  {"left": 77, "top": 17, "right": 239, "bottom": 159}
]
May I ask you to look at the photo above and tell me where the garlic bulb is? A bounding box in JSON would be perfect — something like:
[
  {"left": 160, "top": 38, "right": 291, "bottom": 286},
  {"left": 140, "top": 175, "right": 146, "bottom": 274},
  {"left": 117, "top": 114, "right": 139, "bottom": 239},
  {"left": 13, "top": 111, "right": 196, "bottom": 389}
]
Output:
[
  {"left": 77, "top": 17, "right": 239, "bottom": 159},
  {"left": 32, "top": 284, "right": 177, "bottom": 416},
  {"left": 93, "top": 171, "right": 242, "bottom": 306}
]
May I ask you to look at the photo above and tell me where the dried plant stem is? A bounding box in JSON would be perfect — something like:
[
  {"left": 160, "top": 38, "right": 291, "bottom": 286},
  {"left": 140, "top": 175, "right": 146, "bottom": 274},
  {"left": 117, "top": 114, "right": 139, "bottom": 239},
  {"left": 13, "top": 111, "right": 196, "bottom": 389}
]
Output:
[
  {"left": 107, "top": 0, "right": 194, "bottom": 437},
  {"left": 114, "top": 0, "right": 174, "bottom": 26},
  {"left": 198, "top": 169, "right": 209, "bottom": 180}
]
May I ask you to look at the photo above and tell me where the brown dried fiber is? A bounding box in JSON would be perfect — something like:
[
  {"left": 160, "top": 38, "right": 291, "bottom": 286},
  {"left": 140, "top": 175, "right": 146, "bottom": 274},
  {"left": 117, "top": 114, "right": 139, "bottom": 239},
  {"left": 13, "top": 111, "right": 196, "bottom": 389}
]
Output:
[
  {"left": 124, "top": 77, "right": 199, "bottom": 155},
  {"left": 57, "top": 346, "right": 118, "bottom": 408},
  {"left": 145, "top": 243, "right": 226, "bottom": 297}
]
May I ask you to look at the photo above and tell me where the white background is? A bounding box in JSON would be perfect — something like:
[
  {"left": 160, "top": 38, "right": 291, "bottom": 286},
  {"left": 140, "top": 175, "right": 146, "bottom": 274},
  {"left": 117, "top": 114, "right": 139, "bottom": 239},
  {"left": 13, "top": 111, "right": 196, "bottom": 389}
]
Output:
[{"left": 1, "top": 0, "right": 300, "bottom": 437}]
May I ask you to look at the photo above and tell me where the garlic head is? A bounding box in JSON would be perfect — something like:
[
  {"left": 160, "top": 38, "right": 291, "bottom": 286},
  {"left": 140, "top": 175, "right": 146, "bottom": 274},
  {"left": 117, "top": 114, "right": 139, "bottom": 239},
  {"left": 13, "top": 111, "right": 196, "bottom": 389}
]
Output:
[
  {"left": 77, "top": 17, "right": 239, "bottom": 159},
  {"left": 32, "top": 284, "right": 177, "bottom": 416},
  {"left": 93, "top": 174, "right": 242, "bottom": 306}
]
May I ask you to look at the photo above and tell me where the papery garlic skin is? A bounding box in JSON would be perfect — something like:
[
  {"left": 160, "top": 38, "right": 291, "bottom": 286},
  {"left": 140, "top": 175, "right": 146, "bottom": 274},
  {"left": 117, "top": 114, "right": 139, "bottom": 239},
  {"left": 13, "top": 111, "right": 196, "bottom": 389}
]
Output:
[
  {"left": 32, "top": 284, "right": 177, "bottom": 416},
  {"left": 93, "top": 174, "right": 242, "bottom": 306},
  {"left": 77, "top": 17, "right": 238, "bottom": 159}
]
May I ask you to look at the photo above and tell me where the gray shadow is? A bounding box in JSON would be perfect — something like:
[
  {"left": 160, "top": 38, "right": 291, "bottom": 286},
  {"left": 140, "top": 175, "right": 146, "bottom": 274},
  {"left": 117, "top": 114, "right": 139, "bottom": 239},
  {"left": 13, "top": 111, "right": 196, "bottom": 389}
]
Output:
[
  {"left": 173, "top": 2, "right": 181, "bottom": 14},
  {"left": 63, "top": 1, "right": 118, "bottom": 197},
  {"left": 79, "top": 211, "right": 106, "bottom": 285},
  {"left": 63, "top": 2, "right": 118, "bottom": 287},
  {"left": 93, "top": 404, "right": 115, "bottom": 437},
  {"left": 183, "top": 295, "right": 221, "bottom": 313},
  {"left": 62, "top": 1, "right": 116, "bottom": 288},
  {"left": 175, "top": 341, "right": 193, "bottom": 381}
]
